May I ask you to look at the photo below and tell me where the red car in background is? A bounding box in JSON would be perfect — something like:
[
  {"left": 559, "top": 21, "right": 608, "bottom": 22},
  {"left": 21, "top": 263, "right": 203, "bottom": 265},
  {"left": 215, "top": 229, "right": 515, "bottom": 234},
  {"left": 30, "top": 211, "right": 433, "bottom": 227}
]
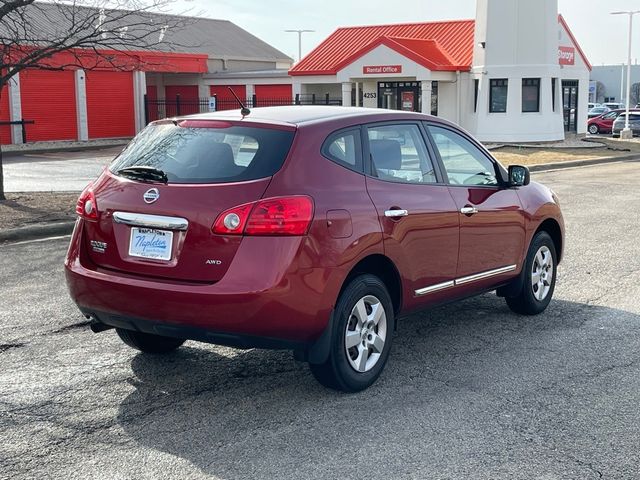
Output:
[
  {"left": 65, "top": 106, "right": 564, "bottom": 392},
  {"left": 588, "top": 109, "right": 640, "bottom": 134}
]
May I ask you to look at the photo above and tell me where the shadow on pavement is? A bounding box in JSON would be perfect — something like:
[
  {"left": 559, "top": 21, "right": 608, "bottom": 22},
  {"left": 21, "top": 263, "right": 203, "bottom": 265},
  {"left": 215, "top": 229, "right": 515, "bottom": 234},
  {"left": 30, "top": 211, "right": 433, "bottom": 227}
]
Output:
[{"left": 116, "top": 294, "right": 640, "bottom": 479}]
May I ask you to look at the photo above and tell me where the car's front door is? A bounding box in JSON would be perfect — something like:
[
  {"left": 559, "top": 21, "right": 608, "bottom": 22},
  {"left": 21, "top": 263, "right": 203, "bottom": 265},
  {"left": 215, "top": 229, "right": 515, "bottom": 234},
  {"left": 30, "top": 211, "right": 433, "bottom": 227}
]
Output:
[
  {"left": 425, "top": 124, "right": 526, "bottom": 290},
  {"left": 363, "top": 122, "right": 460, "bottom": 309}
]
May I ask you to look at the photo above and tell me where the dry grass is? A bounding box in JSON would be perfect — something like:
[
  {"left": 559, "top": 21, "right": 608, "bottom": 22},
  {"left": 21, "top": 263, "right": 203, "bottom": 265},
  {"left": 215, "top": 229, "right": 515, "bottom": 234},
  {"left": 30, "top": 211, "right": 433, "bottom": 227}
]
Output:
[
  {"left": 0, "top": 192, "right": 77, "bottom": 230},
  {"left": 492, "top": 138, "right": 640, "bottom": 166}
]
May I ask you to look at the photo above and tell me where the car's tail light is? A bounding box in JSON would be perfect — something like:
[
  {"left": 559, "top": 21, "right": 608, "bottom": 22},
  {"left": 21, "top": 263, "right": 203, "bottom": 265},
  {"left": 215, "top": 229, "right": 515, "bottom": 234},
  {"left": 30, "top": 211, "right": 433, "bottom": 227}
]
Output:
[
  {"left": 76, "top": 184, "right": 99, "bottom": 221},
  {"left": 212, "top": 196, "right": 314, "bottom": 236}
]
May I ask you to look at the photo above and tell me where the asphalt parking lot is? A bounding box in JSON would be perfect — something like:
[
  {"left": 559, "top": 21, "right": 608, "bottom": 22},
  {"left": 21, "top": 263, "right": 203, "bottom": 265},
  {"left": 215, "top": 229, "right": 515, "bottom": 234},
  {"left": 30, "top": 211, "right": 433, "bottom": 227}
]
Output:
[
  {"left": 2, "top": 147, "right": 123, "bottom": 192},
  {"left": 1, "top": 161, "right": 639, "bottom": 479}
]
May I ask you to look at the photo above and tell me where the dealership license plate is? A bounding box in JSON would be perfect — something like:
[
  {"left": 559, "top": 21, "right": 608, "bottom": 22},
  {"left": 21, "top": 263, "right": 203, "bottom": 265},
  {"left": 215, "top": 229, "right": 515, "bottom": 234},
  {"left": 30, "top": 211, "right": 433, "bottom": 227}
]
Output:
[{"left": 128, "top": 228, "right": 173, "bottom": 261}]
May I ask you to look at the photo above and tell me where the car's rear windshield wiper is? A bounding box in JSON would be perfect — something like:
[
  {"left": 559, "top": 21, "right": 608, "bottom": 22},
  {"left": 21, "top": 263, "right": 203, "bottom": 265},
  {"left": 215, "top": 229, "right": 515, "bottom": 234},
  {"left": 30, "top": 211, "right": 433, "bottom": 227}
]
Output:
[{"left": 116, "top": 166, "right": 168, "bottom": 184}]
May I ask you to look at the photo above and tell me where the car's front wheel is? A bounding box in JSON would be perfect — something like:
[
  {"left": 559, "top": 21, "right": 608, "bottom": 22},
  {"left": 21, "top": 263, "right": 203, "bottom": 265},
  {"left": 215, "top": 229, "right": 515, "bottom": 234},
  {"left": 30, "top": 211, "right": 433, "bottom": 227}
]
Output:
[
  {"left": 309, "top": 274, "right": 394, "bottom": 392},
  {"left": 505, "top": 231, "right": 557, "bottom": 315},
  {"left": 588, "top": 124, "right": 599, "bottom": 134},
  {"left": 116, "top": 328, "right": 185, "bottom": 354}
]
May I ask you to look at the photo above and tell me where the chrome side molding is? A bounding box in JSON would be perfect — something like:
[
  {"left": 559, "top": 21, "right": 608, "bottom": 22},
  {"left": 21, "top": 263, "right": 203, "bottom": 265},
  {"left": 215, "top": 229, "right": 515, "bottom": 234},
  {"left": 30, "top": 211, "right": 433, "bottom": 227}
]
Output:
[
  {"left": 415, "top": 264, "right": 517, "bottom": 296},
  {"left": 455, "top": 264, "right": 518, "bottom": 285},
  {"left": 415, "top": 281, "right": 455, "bottom": 296},
  {"left": 113, "top": 212, "right": 189, "bottom": 231}
]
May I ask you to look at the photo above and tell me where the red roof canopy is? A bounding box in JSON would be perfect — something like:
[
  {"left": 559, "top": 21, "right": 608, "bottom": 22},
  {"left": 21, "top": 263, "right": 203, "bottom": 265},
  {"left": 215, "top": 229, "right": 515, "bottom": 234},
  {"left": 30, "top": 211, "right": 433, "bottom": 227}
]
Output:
[
  {"left": 289, "top": 15, "right": 590, "bottom": 75},
  {"left": 290, "top": 20, "right": 475, "bottom": 76}
]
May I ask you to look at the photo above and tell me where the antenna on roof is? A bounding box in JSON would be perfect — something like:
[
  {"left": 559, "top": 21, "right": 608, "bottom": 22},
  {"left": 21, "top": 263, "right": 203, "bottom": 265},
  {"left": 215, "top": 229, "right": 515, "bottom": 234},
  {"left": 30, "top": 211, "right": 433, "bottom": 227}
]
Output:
[{"left": 227, "top": 87, "right": 251, "bottom": 117}]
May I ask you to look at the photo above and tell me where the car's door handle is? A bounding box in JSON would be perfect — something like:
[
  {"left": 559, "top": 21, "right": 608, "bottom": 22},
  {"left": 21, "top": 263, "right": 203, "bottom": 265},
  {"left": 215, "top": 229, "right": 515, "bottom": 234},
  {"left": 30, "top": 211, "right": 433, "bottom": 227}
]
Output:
[
  {"left": 460, "top": 206, "right": 479, "bottom": 215},
  {"left": 384, "top": 209, "right": 409, "bottom": 218}
]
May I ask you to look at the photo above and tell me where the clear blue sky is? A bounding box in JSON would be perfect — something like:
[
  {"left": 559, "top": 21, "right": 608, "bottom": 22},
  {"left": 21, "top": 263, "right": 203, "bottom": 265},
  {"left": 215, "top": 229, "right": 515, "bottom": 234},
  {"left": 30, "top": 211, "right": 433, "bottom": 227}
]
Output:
[{"left": 175, "top": 0, "right": 638, "bottom": 66}]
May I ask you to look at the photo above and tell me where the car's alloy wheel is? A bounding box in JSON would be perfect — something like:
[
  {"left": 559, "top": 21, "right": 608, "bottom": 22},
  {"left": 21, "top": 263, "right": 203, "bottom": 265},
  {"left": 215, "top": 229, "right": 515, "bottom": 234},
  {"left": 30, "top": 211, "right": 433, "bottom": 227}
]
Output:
[
  {"left": 531, "top": 245, "right": 553, "bottom": 301},
  {"left": 588, "top": 124, "right": 599, "bottom": 134},
  {"left": 344, "top": 295, "right": 387, "bottom": 373},
  {"left": 309, "top": 274, "right": 394, "bottom": 392},
  {"left": 505, "top": 231, "right": 557, "bottom": 315}
]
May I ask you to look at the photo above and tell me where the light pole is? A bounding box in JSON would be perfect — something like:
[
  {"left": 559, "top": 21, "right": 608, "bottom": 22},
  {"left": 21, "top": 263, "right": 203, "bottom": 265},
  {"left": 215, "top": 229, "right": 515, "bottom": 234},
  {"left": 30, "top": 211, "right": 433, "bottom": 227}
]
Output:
[
  {"left": 285, "top": 29, "right": 314, "bottom": 63},
  {"left": 611, "top": 10, "right": 640, "bottom": 139}
]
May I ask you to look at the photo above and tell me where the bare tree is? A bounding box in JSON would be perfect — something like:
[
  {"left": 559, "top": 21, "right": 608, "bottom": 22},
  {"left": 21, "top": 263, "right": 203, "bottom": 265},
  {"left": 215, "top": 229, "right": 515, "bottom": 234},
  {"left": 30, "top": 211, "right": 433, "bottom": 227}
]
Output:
[{"left": 0, "top": 0, "right": 193, "bottom": 200}]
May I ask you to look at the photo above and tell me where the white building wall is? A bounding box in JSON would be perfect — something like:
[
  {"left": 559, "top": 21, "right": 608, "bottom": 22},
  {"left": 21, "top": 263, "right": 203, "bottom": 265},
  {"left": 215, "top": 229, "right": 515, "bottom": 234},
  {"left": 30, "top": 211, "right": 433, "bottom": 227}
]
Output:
[
  {"left": 437, "top": 82, "right": 458, "bottom": 123},
  {"left": 336, "top": 44, "right": 431, "bottom": 82},
  {"left": 470, "top": 0, "right": 567, "bottom": 142},
  {"left": 362, "top": 81, "right": 377, "bottom": 108},
  {"left": 558, "top": 20, "right": 591, "bottom": 135},
  {"left": 7, "top": 72, "right": 23, "bottom": 144},
  {"left": 75, "top": 70, "right": 89, "bottom": 141}
]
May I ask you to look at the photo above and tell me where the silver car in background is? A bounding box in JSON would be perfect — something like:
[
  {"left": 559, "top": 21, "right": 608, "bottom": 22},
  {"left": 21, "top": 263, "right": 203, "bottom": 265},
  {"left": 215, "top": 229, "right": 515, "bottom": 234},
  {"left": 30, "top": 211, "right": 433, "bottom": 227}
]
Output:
[{"left": 612, "top": 112, "right": 640, "bottom": 137}]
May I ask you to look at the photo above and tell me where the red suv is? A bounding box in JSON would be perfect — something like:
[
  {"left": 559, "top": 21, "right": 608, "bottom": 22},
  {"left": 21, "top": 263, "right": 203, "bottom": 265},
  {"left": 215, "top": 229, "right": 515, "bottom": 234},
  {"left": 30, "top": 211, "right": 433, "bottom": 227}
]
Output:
[
  {"left": 588, "top": 108, "right": 640, "bottom": 134},
  {"left": 65, "top": 107, "right": 564, "bottom": 392}
]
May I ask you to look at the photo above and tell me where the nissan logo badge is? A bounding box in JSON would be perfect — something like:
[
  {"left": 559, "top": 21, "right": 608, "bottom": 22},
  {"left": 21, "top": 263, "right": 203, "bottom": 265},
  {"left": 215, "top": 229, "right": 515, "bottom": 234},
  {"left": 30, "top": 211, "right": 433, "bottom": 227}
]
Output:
[{"left": 143, "top": 188, "right": 160, "bottom": 204}]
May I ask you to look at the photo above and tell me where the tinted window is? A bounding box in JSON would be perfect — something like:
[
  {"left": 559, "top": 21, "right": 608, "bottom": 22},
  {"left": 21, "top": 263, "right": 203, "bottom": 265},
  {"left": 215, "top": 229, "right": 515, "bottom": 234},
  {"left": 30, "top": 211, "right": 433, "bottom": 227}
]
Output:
[
  {"left": 522, "top": 78, "right": 540, "bottom": 112},
  {"left": 490, "top": 79, "right": 508, "bottom": 113},
  {"left": 428, "top": 126, "right": 499, "bottom": 186},
  {"left": 322, "top": 129, "right": 362, "bottom": 171},
  {"left": 110, "top": 124, "right": 294, "bottom": 184},
  {"left": 367, "top": 124, "right": 437, "bottom": 184}
]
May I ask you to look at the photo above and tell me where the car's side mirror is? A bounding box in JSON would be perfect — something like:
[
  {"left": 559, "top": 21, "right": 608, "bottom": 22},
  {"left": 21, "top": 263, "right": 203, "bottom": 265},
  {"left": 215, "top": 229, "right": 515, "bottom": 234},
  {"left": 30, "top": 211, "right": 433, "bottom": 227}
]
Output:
[{"left": 508, "top": 165, "right": 530, "bottom": 187}]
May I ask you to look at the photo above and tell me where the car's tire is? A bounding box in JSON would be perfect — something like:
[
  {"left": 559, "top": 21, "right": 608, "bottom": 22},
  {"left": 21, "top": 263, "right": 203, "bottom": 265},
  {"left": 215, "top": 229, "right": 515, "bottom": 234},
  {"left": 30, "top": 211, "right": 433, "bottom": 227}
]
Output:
[
  {"left": 588, "top": 124, "right": 599, "bottom": 134},
  {"left": 309, "top": 274, "right": 394, "bottom": 392},
  {"left": 116, "top": 328, "right": 185, "bottom": 354},
  {"left": 506, "top": 231, "right": 557, "bottom": 315}
]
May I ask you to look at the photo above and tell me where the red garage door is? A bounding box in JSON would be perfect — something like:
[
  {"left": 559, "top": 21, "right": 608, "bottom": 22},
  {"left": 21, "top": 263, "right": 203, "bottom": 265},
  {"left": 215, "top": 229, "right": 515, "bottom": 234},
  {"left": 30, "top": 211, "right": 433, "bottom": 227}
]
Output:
[
  {"left": 86, "top": 71, "right": 134, "bottom": 139},
  {"left": 0, "top": 85, "right": 10, "bottom": 144},
  {"left": 210, "top": 85, "right": 246, "bottom": 110},
  {"left": 165, "top": 85, "right": 200, "bottom": 116},
  {"left": 254, "top": 84, "right": 292, "bottom": 106},
  {"left": 20, "top": 69, "right": 77, "bottom": 142}
]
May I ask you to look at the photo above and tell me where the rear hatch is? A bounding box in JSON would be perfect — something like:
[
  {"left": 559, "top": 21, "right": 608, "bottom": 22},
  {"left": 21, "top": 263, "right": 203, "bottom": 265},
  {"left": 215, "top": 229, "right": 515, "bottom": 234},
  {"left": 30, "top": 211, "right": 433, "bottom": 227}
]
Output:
[{"left": 81, "top": 119, "right": 296, "bottom": 283}]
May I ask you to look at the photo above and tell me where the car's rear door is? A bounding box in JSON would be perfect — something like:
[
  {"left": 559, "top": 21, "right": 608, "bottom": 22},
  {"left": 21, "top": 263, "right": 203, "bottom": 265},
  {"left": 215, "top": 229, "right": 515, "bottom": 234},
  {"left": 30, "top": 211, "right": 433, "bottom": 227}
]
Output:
[
  {"left": 363, "top": 122, "right": 460, "bottom": 309},
  {"left": 425, "top": 123, "right": 525, "bottom": 291}
]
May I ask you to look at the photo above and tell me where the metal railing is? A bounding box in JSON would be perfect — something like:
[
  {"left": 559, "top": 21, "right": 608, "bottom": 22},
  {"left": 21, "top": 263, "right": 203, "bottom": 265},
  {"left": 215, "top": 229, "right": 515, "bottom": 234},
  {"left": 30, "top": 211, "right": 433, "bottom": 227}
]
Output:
[
  {"left": 0, "top": 119, "right": 35, "bottom": 143},
  {"left": 144, "top": 94, "right": 343, "bottom": 123}
]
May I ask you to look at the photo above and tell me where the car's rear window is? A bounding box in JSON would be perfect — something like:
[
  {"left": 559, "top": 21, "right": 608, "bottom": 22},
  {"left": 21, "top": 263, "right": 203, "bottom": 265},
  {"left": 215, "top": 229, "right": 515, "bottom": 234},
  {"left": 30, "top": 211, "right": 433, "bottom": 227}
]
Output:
[{"left": 110, "top": 123, "right": 295, "bottom": 184}]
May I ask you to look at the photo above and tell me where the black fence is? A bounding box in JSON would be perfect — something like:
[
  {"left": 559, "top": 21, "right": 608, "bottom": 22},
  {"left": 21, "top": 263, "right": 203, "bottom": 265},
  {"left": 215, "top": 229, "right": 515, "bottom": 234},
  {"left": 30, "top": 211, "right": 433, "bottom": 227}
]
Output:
[
  {"left": 0, "top": 120, "right": 35, "bottom": 143},
  {"left": 144, "top": 94, "right": 343, "bottom": 124}
]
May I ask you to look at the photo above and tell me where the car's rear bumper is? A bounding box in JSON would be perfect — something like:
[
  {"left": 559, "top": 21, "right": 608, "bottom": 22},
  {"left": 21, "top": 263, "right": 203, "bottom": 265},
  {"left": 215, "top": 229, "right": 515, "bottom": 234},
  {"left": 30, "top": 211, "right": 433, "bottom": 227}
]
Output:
[{"left": 65, "top": 220, "right": 335, "bottom": 345}]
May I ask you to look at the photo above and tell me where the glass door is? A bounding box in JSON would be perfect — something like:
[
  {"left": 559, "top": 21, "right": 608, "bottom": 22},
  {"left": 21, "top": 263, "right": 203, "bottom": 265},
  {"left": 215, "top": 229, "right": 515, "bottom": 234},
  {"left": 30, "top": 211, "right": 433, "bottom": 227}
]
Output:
[{"left": 562, "top": 80, "right": 579, "bottom": 133}]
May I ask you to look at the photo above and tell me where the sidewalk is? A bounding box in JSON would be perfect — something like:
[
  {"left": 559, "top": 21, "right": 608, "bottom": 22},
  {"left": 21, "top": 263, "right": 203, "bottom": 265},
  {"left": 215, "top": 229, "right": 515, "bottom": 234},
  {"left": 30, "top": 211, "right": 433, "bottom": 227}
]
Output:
[
  {"left": 2, "top": 138, "right": 129, "bottom": 155},
  {"left": 3, "top": 146, "right": 123, "bottom": 192}
]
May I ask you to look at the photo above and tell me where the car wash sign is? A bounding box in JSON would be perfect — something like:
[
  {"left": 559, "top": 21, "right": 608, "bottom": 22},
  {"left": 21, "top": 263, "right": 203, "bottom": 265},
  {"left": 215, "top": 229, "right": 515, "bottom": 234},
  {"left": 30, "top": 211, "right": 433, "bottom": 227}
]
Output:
[
  {"left": 363, "top": 65, "right": 402, "bottom": 74},
  {"left": 558, "top": 46, "right": 575, "bottom": 65}
]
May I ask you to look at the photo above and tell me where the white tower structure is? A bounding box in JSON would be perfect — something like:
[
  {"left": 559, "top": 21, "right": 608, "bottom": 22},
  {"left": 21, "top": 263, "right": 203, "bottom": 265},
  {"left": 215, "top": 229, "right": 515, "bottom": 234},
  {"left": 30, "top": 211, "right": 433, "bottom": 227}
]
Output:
[{"left": 470, "top": 0, "right": 565, "bottom": 142}]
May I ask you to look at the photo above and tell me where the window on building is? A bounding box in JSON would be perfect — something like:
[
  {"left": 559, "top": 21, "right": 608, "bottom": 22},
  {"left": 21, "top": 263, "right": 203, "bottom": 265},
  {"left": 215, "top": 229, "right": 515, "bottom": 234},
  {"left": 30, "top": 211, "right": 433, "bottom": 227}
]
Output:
[
  {"left": 551, "top": 78, "right": 557, "bottom": 112},
  {"left": 522, "top": 78, "right": 541, "bottom": 113},
  {"left": 489, "top": 79, "right": 508, "bottom": 113},
  {"left": 474, "top": 79, "right": 479, "bottom": 112},
  {"left": 430, "top": 81, "right": 438, "bottom": 116}
]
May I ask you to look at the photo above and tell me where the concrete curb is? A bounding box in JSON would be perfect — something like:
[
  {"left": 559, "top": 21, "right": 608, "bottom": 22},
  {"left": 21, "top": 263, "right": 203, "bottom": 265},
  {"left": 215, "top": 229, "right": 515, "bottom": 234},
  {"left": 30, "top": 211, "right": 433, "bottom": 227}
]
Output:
[
  {"left": 0, "top": 221, "right": 76, "bottom": 244},
  {"left": 2, "top": 141, "right": 129, "bottom": 156},
  {"left": 529, "top": 153, "right": 640, "bottom": 172}
]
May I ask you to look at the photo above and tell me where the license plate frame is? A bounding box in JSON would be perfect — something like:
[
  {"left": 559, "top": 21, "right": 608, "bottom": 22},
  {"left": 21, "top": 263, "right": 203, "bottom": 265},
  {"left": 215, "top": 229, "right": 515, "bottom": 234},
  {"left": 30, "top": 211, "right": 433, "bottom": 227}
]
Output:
[{"left": 128, "top": 227, "right": 173, "bottom": 261}]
